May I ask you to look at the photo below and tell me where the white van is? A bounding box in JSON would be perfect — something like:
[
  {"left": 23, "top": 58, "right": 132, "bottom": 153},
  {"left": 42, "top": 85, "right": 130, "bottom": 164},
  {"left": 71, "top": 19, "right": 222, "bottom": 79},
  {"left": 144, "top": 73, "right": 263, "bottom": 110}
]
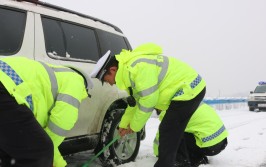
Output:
[
  {"left": 247, "top": 82, "right": 266, "bottom": 111},
  {"left": 0, "top": 0, "right": 144, "bottom": 165}
]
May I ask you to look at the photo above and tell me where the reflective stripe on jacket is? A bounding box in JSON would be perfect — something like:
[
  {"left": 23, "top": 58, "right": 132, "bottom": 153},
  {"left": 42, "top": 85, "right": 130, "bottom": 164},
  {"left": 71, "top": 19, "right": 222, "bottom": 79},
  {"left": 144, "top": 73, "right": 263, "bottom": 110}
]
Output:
[
  {"left": 153, "top": 103, "right": 228, "bottom": 156},
  {"left": 0, "top": 57, "right": 88, "bottom": 167},
  {"left": 115, "top": 43, "right": 206, "bottom": 132}
]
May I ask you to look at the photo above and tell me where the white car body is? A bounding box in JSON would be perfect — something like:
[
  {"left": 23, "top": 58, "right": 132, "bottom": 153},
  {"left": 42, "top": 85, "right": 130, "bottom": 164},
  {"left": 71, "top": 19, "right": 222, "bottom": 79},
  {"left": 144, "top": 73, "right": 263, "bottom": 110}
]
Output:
[{"left": 0, "top": 1, "right": 142, "bottom": 165}]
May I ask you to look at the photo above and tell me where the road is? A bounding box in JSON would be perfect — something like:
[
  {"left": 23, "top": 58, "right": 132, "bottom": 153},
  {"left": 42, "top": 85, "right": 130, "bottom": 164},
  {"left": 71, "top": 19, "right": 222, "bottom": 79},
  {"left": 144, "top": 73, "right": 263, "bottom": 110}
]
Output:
[
  {"left": 65, "top": 150, "right": 103, "bottom": 167},
  {"left": 65, "top": 106, "right": 266, "bottom": 167}
]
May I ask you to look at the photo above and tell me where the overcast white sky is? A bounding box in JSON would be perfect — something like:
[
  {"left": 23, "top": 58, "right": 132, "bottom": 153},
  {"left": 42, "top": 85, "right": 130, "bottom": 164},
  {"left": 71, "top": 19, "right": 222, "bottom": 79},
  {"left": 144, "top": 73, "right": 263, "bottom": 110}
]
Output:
[{"left": 44, "top": 0, "right": 266, "bottom": 97}]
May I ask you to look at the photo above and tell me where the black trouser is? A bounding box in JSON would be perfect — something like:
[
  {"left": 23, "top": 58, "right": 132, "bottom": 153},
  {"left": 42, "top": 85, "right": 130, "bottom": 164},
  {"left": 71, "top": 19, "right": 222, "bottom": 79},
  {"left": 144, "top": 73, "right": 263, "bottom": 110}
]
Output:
[
  {"left": 154, "top": 87, "right": 206, "bottom": 167},
  {"left": 177, "top": 133, "right": 228, "bottom": 163},
  {"left": 0, "top": 82, "right": 53, "bottom": 167}
]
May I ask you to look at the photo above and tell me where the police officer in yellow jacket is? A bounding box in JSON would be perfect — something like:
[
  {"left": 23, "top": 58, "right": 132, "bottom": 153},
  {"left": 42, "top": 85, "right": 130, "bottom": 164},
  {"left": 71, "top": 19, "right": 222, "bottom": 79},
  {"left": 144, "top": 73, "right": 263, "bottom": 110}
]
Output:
[
  {"left": 91, "top": 43, "right": 206, "bottom": 167},
  {"left": 154, "top": 102, "right": 228, "bottom": 166},
  {"left": 0, "top": 57, "right": 92, "bottom": 167}
]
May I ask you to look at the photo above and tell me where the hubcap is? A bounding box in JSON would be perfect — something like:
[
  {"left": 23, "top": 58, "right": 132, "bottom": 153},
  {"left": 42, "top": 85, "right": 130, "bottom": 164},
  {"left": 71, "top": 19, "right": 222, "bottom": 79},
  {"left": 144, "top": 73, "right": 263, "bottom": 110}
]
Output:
[{"left": 113, "top": 126, "right": 138, "bottom": 160}]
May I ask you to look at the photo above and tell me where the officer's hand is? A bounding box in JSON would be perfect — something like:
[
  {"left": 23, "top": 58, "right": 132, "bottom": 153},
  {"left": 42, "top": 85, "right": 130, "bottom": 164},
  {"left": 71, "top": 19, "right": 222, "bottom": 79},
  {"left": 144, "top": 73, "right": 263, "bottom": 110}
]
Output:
[{"left": 118, "top": 127, "right": 133, "bottom": 137}]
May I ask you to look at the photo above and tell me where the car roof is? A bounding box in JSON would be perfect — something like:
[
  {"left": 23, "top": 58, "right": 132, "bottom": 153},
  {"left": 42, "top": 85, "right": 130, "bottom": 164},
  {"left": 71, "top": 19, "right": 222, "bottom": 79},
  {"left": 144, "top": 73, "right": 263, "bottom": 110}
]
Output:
[{"left": 1, "top": 0, "right": 124, "bottom": 35}]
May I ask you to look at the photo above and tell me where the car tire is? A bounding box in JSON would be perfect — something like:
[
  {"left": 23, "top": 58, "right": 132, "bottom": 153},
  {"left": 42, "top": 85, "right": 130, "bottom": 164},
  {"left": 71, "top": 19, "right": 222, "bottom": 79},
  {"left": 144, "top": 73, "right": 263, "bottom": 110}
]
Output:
[
  {"left": 249, "top": 107, "right": 254, "bottom": 111},
  {"left": 96, "top": 108, "right": 141, "bottom": 166}
]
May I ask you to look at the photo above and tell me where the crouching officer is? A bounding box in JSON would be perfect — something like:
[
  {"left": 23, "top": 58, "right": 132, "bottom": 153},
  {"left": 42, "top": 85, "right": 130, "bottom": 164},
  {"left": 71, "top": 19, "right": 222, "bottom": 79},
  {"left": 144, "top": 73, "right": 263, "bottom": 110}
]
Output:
[
  {"left": 153, "top": 102, "right": 228, "bottom": 167},
  {"left": 0, "top": 57, "right": 93, "bottom": 167},
  {"left": 90, "top": 43, "right": 206, "bottom": 167}
]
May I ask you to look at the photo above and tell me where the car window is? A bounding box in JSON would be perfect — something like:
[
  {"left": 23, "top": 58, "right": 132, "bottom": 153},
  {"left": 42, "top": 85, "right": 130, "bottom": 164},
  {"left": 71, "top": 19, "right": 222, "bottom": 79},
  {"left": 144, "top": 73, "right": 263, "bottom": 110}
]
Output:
[
  {"left": 41, "top": 18, "right": 66, "bottom": 57},
  {"left": 97, "top": 29, "right": 129, "bottom": 57},
  {"left": 42, "top": 17, "right": 99, "bottom": 62},
  {"left": 0, "top": 7, "right": 26, "bottom": 55},
  {"left": 254, "top": 85, "right": 266, "bottom": 93}
]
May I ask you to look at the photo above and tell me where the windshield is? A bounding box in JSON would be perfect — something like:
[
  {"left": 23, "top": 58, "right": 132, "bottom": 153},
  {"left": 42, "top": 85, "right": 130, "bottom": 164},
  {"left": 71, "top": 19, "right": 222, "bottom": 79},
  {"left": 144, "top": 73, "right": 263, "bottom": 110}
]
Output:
[{"left": 254, "top": 85, "right": 266, "bottom": 93}]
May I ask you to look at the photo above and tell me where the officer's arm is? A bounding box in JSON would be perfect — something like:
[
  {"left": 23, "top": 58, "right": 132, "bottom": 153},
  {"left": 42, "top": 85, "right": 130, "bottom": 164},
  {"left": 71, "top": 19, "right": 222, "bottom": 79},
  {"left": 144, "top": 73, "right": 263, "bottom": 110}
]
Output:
[
  {"left": 129, "top": 63, "right": 159, "bottom": 132},
  {"left": 44, "top": 76, "right": 87, "bottom": 167}
]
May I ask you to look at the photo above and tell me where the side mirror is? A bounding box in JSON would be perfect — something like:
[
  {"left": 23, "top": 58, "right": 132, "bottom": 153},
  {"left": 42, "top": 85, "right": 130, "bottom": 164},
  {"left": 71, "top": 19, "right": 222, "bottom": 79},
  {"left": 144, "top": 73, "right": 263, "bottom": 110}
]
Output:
[{"left": 250, "top": 91, "right": 253, "bottom": 94}]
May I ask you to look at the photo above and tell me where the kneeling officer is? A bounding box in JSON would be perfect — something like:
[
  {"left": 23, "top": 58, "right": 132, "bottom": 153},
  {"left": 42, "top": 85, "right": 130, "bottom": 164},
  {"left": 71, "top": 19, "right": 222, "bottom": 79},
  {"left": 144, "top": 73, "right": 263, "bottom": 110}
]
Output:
[{"left": 154, "top": 102, "right": 228, "bottom": 167}]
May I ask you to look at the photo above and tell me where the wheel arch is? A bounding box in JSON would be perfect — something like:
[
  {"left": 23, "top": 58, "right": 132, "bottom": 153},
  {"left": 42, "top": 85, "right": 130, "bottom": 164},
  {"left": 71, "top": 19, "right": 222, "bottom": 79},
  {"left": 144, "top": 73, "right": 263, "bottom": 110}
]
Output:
[{"left": 96, "top": 98, "right": 128, "bottom": 132}]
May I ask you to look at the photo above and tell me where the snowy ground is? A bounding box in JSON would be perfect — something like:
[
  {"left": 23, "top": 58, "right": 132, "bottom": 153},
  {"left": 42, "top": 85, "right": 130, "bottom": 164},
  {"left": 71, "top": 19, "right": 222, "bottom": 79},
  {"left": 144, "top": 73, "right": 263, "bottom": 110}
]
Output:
[
  {"left": 119, "top": 107, "right": 266, "bottom": 167},
  {"left": 67, "top": 104, "right": 266, "bottom": 167}
]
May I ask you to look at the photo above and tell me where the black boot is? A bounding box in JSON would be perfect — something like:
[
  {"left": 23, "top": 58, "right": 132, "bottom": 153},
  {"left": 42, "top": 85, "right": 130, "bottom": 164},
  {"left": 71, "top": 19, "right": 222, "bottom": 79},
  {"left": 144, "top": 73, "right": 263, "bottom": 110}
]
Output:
[
  {"left": 174, "top": 159, "right": 191, "bottom": 167},
  {"left": 191, "top": 156, "right": 208, "bottom": 167},
  {"left": 175, "top": 154, "right": 191, "bottom": 167}
]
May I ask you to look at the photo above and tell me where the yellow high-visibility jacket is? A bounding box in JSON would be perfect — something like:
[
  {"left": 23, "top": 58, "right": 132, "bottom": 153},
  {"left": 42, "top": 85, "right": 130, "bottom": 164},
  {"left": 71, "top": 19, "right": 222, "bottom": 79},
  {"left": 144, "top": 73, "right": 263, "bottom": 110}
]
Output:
[
  {"left": 115, "top": 43, "right": 206, "bottom": 132},
  {"left": 0, "top": 57, "right": 88, "bottom": 167},
  {"left": 153, "top": 103, "right": 229, "bottom": 156}
]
